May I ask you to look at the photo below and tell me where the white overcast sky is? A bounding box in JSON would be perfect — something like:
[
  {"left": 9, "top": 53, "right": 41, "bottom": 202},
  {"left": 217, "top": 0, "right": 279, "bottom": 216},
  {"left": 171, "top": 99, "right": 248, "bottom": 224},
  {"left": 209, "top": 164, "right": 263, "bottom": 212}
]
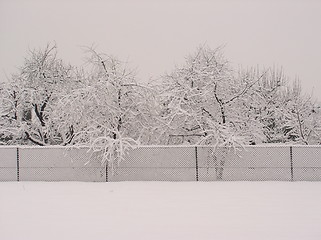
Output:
[{"left": 0, "top": 0, "right": 320, "bottom": 100}]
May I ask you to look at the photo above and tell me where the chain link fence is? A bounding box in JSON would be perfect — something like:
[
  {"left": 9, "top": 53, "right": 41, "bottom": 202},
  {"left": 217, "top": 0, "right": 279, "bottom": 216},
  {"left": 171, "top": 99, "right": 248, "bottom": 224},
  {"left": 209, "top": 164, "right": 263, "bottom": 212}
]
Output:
[
  {"left": 0, "top": 145, "right": 320, "bottom": 181},
  {"left": 108, "top": 146, "right": 196, "bottom": 182}
]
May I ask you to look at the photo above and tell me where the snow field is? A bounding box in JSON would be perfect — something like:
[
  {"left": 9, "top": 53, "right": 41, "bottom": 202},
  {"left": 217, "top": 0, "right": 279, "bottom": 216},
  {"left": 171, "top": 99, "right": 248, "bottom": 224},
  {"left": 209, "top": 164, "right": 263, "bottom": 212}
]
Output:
[{"left": 0, "top": 182, "right": 321, "bottom": 240}]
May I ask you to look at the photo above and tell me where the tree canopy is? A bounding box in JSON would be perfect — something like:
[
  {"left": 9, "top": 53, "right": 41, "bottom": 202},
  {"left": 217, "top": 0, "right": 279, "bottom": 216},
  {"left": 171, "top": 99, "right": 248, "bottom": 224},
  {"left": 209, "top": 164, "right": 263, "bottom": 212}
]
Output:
[{"left": 1, "top": 44, "right": 320, "bottom": 162}]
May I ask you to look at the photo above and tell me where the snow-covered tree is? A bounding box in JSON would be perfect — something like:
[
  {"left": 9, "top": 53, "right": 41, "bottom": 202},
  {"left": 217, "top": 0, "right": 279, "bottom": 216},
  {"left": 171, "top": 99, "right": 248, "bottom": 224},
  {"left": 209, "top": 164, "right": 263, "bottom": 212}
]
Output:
[
  {"left": 235, "top": 67, "right": 288, "bottom": 144},
  {"left": 279, "top": 81, "right": 321, "bottom": 144},
  {"left": 0, "top": 44, "right": 80, "bottom": 146},
  {"left": 0, "top": 81, "right": 22, "bottom": 144},
  {"left": 240, "top": 68, "right": 321, "bottom": 145},
  {"left": 155, "top": 46, "right": 268, "bottom": 147},
  {"left": 52, "top": 48, "right": 156, "bottom": 165}
]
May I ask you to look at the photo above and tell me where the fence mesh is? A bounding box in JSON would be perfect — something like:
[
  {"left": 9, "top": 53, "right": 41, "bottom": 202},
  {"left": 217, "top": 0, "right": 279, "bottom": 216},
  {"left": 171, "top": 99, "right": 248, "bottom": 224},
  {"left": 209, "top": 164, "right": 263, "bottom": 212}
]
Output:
[
  {"left": 292, "top": 146, "right": 321, "bottom": 181},
  {"left": 108, "top": 146, "right": 196, "bottom": 181},
  {"left": 0, "top": 147, "right": 17, "bottom": 181},
  {"left": 0, "top": 145, "right": 320, "bottom": 181},
  {"left": 19, "top": 147, "right": 106, "bottom": 182},
  {"left": 197, "top": 146, "right": 291, "bottom": 181}
]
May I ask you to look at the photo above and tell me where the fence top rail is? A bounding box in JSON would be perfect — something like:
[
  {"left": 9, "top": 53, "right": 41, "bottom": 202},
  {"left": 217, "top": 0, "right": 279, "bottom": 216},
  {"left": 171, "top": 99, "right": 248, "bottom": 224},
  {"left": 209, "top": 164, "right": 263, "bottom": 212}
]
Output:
[
  {"left": 289, "top": 145, "right": 321, "bottom": 148},
  {"left": 0, "top": 146, "right": 20, "bottom": 149},
  {"left": 0, "top": 144, "right": 320, "bottom": 150}
]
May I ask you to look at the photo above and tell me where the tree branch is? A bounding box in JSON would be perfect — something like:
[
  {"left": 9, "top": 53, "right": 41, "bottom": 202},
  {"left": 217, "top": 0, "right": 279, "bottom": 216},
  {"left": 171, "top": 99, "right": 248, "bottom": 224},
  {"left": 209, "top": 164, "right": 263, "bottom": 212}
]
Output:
[
  {"left": 25, "top": 131, "right": 45, "bottom": 146},
  {"left": 224, "top": 70, "right": 268, "bottom": 105}
]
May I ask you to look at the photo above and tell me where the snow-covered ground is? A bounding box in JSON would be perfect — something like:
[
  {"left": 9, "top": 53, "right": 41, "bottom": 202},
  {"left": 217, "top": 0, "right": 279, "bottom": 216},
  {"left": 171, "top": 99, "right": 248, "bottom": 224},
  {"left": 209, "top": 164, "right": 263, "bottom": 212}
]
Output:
[{"left": 1, "top": 182, "right": 321, "bottom": 240}]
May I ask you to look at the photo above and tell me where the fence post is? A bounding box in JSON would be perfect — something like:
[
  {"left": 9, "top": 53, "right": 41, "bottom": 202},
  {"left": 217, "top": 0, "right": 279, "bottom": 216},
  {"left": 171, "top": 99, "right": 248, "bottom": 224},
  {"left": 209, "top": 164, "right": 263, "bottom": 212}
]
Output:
[
  {"left": 290, "top": 146, "right": 294, "bottom": 181},
  {"left": 195, "top": 146, "right": 199, "bottom": 181},
  {"left": 16, "top": 147, "right": 20, "bottom": 182}
]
